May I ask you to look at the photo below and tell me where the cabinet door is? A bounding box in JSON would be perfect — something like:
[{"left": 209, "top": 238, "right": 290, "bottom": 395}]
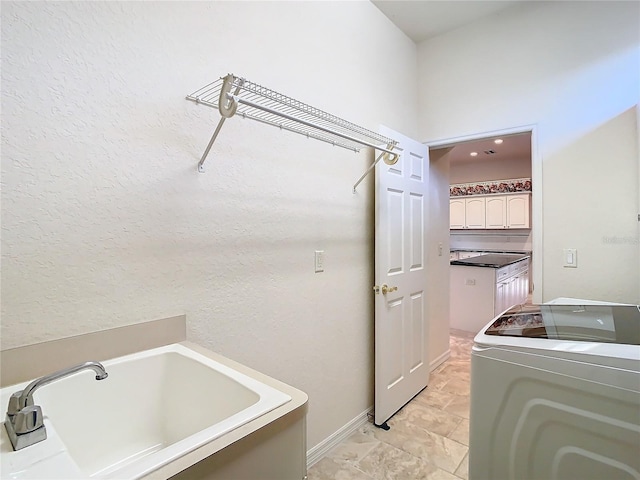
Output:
[
  {"left": 506, "top": 194, "right": 530, "bottom": 228},
  {"left": 505, "top": 276, "right": 518, "bottom": 310},
  {"left": 518, "top": 269, "right": 530, "bottom": 303},
  {"left": 450, "top": 199, "right": 466, "bottom": 229},
  {"left": 495, "top": 281, "right": 507, "bottom": 316},
  {"left": 465, "top": 197, "right": 486, "bottom": 229},
  {"left": 485, "top": 196, "right": 506, "bottom": 229}
]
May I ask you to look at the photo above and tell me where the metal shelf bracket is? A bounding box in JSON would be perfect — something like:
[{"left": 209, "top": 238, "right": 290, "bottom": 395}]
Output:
[{"left": 186, "top": 74, "right": 399, "bottom": 191}]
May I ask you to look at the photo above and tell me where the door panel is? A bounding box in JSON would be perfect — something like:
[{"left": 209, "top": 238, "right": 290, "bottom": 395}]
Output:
[
  {"left": 375, "top": 126, "right": 430, "bottom": 427},
  {"left": 410, "top": 193, "right": 424, "bottom": 271},
  {"left": 409, "top": 291, "right": 425, "bottom": 372}
]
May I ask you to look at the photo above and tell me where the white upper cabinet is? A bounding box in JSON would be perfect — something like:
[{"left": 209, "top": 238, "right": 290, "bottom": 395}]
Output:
[
  {"left": 505, "top": 194, "right": 530, "bottom": 228},
  {"left": 450, "top": 198, "right": 466, "bottom": 229},
  {"left": 450, "top": 193, "right": 530, "bottom": 230},
  {"left": 450, "top": 197, "right": 485, "bottom": 229},
  {"left": 466, "top": 197, "right": 486, "bottom": 229},
  {"left": 485, "top": 196, "right": 507, "bottom": 229}
]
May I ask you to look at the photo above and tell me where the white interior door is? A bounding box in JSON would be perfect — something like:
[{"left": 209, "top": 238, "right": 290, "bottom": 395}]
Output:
[{"left": 374, "top": 126, "right": 430, "bottom": 427}]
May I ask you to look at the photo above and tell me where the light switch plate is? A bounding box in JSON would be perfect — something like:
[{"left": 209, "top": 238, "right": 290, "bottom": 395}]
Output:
[
  {"left": 314, "top": 250, "right": 324, "bottom": 273},
  {"left": 563, "top": 248, "right": 577, "bottom": 268}
]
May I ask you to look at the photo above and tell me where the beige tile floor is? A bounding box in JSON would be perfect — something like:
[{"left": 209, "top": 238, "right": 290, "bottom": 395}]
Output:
[{"left": 308, "top": 331, "right": 475, "bottom": 480}]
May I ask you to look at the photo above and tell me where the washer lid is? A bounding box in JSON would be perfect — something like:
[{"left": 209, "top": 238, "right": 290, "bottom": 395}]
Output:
[{"left": 480, "top": 304, "right": 640, "bottom": 346}]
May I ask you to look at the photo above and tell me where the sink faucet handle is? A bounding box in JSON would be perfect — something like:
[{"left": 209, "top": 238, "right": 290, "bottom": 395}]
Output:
[
  {"left": 7, "top": 391, "right": 33, "bottom": 416},
  {"left": 13, "top": 405, "right": 44, "bottom": 435}
]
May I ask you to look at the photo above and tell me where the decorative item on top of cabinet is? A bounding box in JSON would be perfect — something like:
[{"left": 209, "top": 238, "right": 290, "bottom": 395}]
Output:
[{"left": 450, "top": 178, "right": 531, "bottom": 197}]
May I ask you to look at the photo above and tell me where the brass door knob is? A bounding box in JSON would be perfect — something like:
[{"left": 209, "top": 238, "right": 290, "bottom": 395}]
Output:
[
  {"left": 373, "top": 284, "right": 398, "bottom": 294},
  {"left": 382, "top": 284, "right": 398, "bottom": 294}
]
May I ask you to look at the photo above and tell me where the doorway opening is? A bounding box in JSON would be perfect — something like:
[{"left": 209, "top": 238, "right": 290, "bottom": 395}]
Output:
[{"left": 428, "top": 126, "right": 541, "bottom": 335}]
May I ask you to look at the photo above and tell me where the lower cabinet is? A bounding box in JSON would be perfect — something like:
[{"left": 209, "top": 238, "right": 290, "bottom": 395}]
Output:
[
  {"left": 495, "top": 259, "right": 530, "bottom": 316},
  {"left": 171, "top": 409, "right": 307, "bottom": 480},
  {"left": 450, "top": 258, "right": 530, "bottom": 334}
]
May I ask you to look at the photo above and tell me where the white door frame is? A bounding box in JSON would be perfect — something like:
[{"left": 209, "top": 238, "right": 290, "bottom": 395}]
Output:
[
  {"left": 636, "top": 105, "right": 640, "bottom": 302},
  {"left": 425, "top": 124, "right": 543, "bottom": 304}
]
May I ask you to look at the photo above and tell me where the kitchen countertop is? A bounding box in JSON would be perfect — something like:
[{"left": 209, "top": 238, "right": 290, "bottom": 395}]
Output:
[
  {"left": 450, "top": 253, "right": 530, "bottom": 268},
  {"left": 450, "top": 249, "right": 531, "bottom": 254}
]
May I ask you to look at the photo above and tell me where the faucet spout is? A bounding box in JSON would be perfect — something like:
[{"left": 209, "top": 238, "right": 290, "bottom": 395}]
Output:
[
  {"left": 5, "top": 361, "right": 108, "bottom": 451},
  {"left": 16, "top": 361, "right": 108, "bottom": 410}
]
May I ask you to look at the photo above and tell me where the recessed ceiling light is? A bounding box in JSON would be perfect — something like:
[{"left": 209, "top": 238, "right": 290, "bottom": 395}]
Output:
[
  {"left": 494, "top": 139, "right": 503, "bottom": 144},
  {"left": 470, "top": 152, "right": 478, "bottom": 156}
]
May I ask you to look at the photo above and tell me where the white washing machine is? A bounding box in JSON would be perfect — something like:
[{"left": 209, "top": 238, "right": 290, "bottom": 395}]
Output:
[{"left": 469, "top": 301, "right": 640, "bottom": 480}]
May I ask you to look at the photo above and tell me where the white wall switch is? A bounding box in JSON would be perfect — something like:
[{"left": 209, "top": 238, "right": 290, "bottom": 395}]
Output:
[
  {"left": 563, "top": 248, "right": 577, "bottom": 268},
  {"left": 314, "top": 250, "right": 324, "bottom": 273},
  {"left": 465, "top": 278, "right": 476, "bottom": 285}
]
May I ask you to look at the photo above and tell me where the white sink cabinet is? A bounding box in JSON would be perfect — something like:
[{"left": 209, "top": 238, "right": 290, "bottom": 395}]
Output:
[{"left": 0, "top": 318, "right": 308, "bottom": 480}]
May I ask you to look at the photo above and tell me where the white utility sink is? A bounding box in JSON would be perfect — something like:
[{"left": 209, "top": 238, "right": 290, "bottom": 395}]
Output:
[{"left": 0, "top": 344, "right": 291, "bottom": 479}]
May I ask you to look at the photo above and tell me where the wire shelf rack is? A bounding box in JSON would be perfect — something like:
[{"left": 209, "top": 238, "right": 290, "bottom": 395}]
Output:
[{"left": 186, "top": 74, "right": 399, "bottom": 192}]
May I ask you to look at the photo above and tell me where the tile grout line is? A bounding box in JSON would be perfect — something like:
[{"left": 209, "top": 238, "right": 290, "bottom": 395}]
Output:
[
  {"left": 308, "top": 334, "right": 474, "bottom": 480},
  {"left": 373, "top": 417, "right": 469, "bottom": 476}
]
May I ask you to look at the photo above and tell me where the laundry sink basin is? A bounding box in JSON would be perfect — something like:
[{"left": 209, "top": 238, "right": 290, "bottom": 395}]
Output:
[{"left": 1, "top": 344, "right": 291, "bottom": 479}]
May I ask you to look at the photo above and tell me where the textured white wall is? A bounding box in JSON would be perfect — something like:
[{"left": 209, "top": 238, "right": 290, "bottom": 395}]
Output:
[
  {"left": 450, "top": 233, "right": 533, "bottom": 253},
  {"left": 0, "top": 1, "right": 417, "bottom": 449},
  {"left": 427, "top": 149, "right": 451, "bottom": 365},
  {"left": 418, "top": 1, "right": 640, "bottom": 303},
  {"left": 449, "top": 156, "right": 531, "bottom": 184}
]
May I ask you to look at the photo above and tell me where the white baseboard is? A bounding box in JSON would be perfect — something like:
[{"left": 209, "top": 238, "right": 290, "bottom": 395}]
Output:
[
  {"left": 430, "top": 349, "right": 451, "bottom": 371},
  {"left": 307, "top": 351, "right": 450, "bottom": 468},
  {"left": 306, "top": 407, "right": 372, "bottom": 468}
]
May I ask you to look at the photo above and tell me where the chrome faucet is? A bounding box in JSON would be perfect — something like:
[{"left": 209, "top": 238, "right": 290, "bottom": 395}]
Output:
[{"left": 4, "top": 361, "right": 108, "bottom": 450}]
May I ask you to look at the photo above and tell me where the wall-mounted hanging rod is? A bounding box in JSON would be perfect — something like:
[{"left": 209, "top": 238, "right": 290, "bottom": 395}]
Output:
[
  {"left": 186, "top": 74, "right": 399, "bottom": 192},
  {"left": 352, "top": 148, "right": 398, "bottom": 194}
]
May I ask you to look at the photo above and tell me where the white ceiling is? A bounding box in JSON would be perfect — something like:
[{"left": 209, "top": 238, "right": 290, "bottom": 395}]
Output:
[
  {"left": 371, "top": 1, "right": 532, "bottom": 162},
  {"left": 371, "top": 0, "right": 525, "bottom": 43},
  {"left": 433, "top": 132, "right": 532, "bottom": 164}
]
